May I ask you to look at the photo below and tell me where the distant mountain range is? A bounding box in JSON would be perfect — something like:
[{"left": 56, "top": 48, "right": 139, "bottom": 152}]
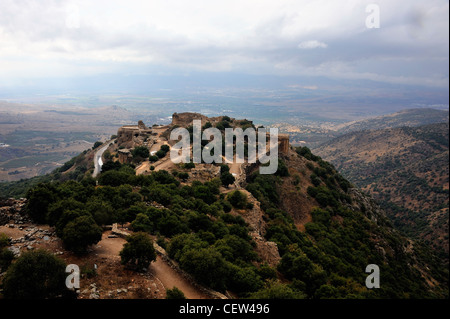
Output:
[
  {"left": 314, "top": 116, "right": 449, "bottom": 260},
  {"left": 335, "top": 108, "right": 449, "bottom": 135}
]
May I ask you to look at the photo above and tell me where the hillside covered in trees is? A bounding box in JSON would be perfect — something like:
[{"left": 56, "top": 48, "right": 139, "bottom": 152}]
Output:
[
  {"left": 313, "top": 122, "right": 449, "bottom": 262},
  {"left": 0, "top": 116, "right": 448, "bottom": 299}
]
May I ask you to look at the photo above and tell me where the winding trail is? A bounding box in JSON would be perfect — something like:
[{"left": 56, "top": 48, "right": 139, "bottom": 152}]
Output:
[
  {"left": 92, "top": 140, "right": 114, "bottom": 177},
  {"left": 149, "top": 256, "right": 210, "bottom": 299},
  {"left": 94, "top": 231, "right": 210, "bottom": 299}
]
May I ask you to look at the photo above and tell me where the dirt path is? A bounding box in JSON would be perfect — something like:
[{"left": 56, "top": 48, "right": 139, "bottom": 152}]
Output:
[
  {"left": 0, "top": 225, "right": 210, "bottom": 299},
  {"left": 96, "top": 231, "right": 209, "bottom": 299},
  {"left": 149, "top": 256, "right": 210, "bottom": 299}
]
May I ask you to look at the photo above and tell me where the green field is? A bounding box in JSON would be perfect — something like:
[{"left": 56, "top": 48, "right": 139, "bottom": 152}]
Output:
[
  {"left": 0, "top": 154, "right": 68, "bottom": 169},
  {"left": 3, "top": 130, "right": 96, "bottom": 147}
]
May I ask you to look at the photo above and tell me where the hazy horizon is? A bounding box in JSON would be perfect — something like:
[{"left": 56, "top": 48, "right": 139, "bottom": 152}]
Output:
[{"left": 0, "top": 1, "right": 448, "bottom": 116}]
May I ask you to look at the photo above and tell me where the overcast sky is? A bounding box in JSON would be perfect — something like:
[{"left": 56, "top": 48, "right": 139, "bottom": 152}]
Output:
[{"left": 0, "top": 0, "right": 448, "bottom": 90}]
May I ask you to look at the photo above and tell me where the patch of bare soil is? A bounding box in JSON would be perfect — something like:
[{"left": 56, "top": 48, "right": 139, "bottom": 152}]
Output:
[{"left": 0, "top": 224, "right": 211, "bottom": 299}]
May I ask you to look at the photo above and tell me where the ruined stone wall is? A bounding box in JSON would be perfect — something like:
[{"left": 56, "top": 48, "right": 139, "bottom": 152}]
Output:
[
  {"left": 117, "top": 121, "right": 153, "bottom": 148},
  {"left": 171, "top": 112, "right": 209, "bottom": 127},
  {"left": 278, "top": 134, "right": 290, "bottom": 155},
  {"left": 117, "top": 126, "right": 139, "bottom": 147},
  {"left": 118, "top": 149, "right": 131, "bottom": 164}
]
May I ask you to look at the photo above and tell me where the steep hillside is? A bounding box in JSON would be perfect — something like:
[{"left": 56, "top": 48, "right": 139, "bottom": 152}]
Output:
[
  {"left": 313, "top": 122, "right": 449, "bottom": 261},
  {"left": 245, "top": 146, "right": 448, "bottom": 298},
  {"left": 1, "top": 114, "right": 448, "bottom": 299}
]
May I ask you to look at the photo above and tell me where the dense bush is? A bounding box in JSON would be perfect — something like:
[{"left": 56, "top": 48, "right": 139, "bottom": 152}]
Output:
[
  {"left": 2, "top": 249, "right": 70, "bottom": 299},
  {"left": 62, "top": 215, "right": 103, "bottom": 254},
  {"left": 120, "top": 232, "right": 157, "bottom": 271},
  {"left": 132, "top": 146, "right": 150, "bottom": 159},
  {"left": 227, "top": 190, "right": 248, "bottom": 209},
  {"left": 166, "top": 287, "right": 186, "bottom": 299}
]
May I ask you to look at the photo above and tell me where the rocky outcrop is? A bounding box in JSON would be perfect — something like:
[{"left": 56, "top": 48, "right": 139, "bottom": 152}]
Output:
[
  {"left": 111, "top": 223, "right": 130, "bottom": 238},
  {"left": 0, "top": 198, "right": 28, "bottom": 226},
  {"left": 118, "top": 149, "right": 132, "bottom": 164},
  {"left": 347, "top": 188, "right": 387, "bottom": 223},
  {"left": 117, "top": 121, "right": 153, "bottom": 149},
  {"left": 189, "top": 165, "right": 221, "bottom": 182},
  {"left": 234, "top": 190, "right": 281, "bottom": 267}
]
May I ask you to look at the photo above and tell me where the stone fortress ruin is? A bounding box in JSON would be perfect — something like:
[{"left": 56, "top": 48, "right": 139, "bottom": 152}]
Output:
[
  {"left": 115, "top": 112, "right": 290, "bottom": 165},
  {"left": 171, "top": 112, "right": 290, "bottom": 156},
  {"left": 117, "top": 120, "right": 153, "bottom": 148}
]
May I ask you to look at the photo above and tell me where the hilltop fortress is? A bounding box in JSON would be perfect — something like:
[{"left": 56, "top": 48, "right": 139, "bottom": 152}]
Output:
[
  {"left": 171, "top": 112, "right": 290, "bottom": 156},
  {"left": 117, "top": 120, "right": 154, "bottom": 148},
  {"left": 116, "top": 112, "right": 290, "bottom": 157}
]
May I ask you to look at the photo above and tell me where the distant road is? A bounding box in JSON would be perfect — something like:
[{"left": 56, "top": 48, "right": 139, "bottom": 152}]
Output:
[{"left": 92, "top": 140, "right": 114, "bottom": 177}]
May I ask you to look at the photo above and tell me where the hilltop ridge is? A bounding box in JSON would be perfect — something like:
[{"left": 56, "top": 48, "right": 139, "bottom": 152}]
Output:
[{"left": 0, "top": 113, "right": 448, "bottom": 299}]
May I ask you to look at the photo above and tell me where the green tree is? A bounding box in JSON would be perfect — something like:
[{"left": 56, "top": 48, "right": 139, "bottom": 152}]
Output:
[
  {"left": 93, "top": 141, "right": 103, "bottom": 149},
  {"left": 98, "top": 170, "right": 132, "bottom": 187},
  {"left": 160, "top": 145, "right": 170, "bottom": 153},
  {"left": 101, "top": 160, "right": 122, "bottom": 172},
  {"left": 131, "top": 213, "right": 153, "bottom": 233},
  {"left": 132, "top": 146, "right": 150, "bottom": 159},
  {"left": 179, "top": 247, "right": 228, "bottom": 290},
  {"left": 2, "top": 249, "right": 69, "bottom": 299},
  {"left": 178, "top": 172, "right": 189, "bottom": 181},
  {"left": 249, "top": 280, "right": 306, "bottom": 299},
  {"left": 202, "top": 122, "right": 212, "bottom": 130},
  {"left": 221, "top": 171, "right": 235, "bottom": 187},
  {"left": 26, "top": 183, "right": 58, "bottom": 223},
  {"left": 47, "top": 198, "right": 84, "bottom": 226},
  {"left": 166, "top": 286, "right": 186, "bottom": 299},
  {"left": 120, "top": 232, "right": 157, "bottom": 271},
  {"left": 62, "top": 215, "right": 103, "bottom": 254},
  {"left": 227, "top": 190, "right": 247, "bottom": 209},
  {"left": 156, "top": 150, "right": 166, "bottom": 158},
  {"left": 85, "top": 198, "right": 115, "bottom": 226},
  {"left": 0, "top": 248, "right": 14, "bottom": 273},
  {"left": 183, "top": 162, "right": 195, "bottom": 169},
  {"left": 0, "top": 232, "right": 9, "bottom": 248}
]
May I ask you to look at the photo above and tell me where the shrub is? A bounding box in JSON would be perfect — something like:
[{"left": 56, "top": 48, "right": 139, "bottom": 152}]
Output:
[
  {"left": 62, "top": 215, "right": 103, "bottom": 254},
  {"left": 221, "top": 171, "right": 235, "bottom": 187},
  {"left": 120, "top": 232, "right": 157, "bottom": 271},
  {"left": 132, "top": 146, "right": 150, "bottom": 159},
  {"left": 160, "top": 145, "right": 170, "bottom": 153},
  {"left": 249, "top": 280, "right": 306, "bottom": 299},
  {"left": 98, "top": 170, "right": 133, "bottom": 187},
  {"left": 26, "top": 183, "right": 58, "bottom": 223},
  {"left": 179, "top": 247, "right": 228, "bottom": 290},
  {"left": 93, "top": 141, "right": 103, "bottom": 149},
  {"left": 101, "top": 160, "right": 122, "bottom": 172},
  {"left": 156, "top": 150, "right": 166, "bottom": 158},
  {"left": 2, "top": 249, "right": 69, "bottom": 299},
  {"left": 183, "top": 162, "right": 195, "bottom": 169},
  {"left": 131, "top": 213, "right": 153, "bottom": 233},
  {"left": 0, "top": 233, "right": 9, "bottom": 248},
  {"left": 227, "top": 190, "right": 248, "bottom": 209},
  {"left": 0, "top": 248, "right": 14, "bottom": 272},
  {"left": 166, "top": 287, "right": 186, "bottom": 299}
]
